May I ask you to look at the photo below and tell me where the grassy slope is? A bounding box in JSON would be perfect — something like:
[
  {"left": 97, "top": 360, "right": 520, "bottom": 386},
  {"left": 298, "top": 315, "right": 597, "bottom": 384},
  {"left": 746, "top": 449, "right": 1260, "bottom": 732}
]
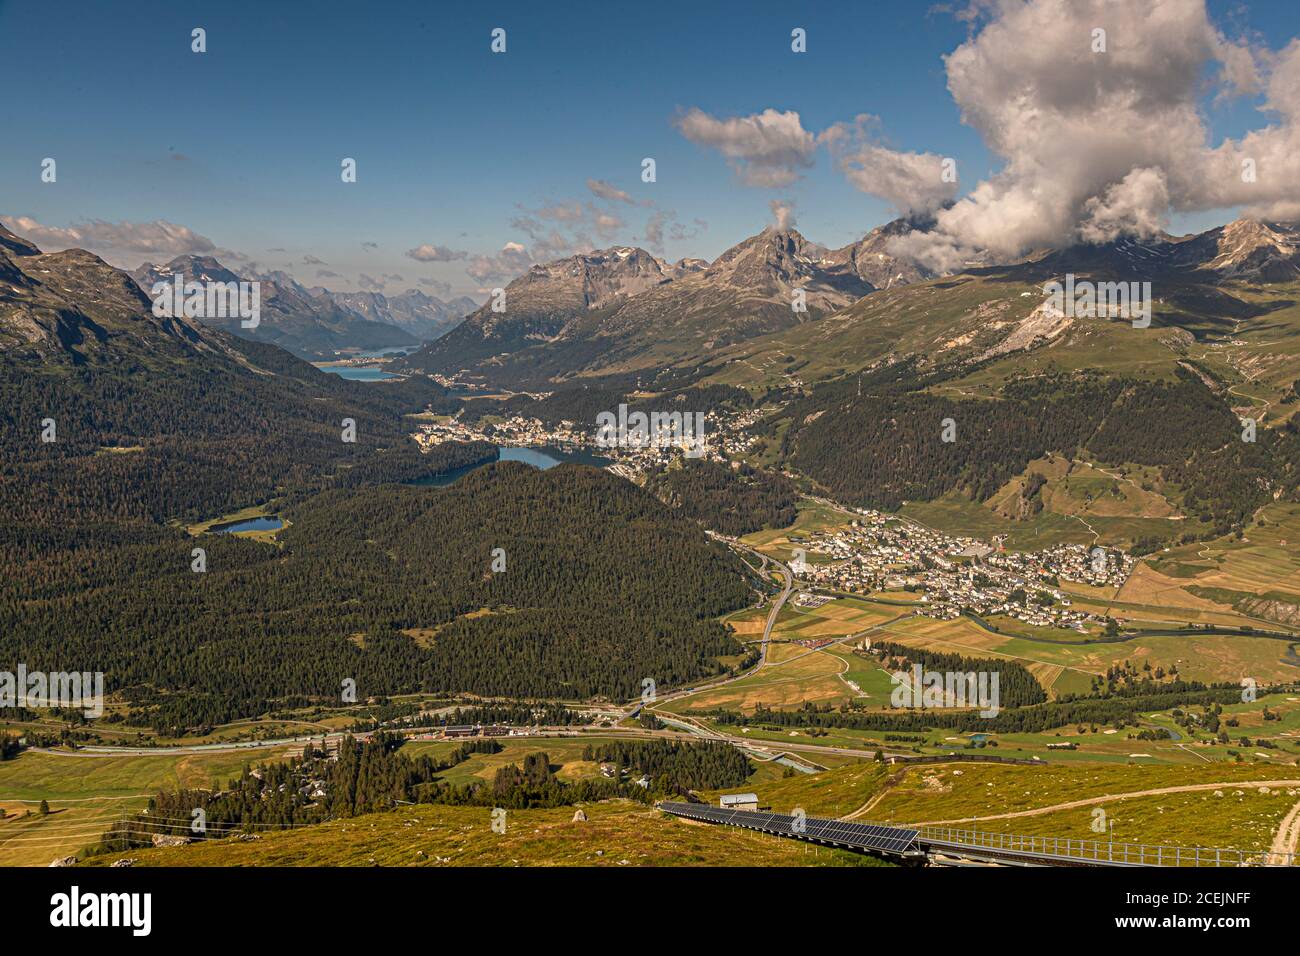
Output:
[
  {"left": 870, "top": 760, "right": 1300, "bottom": 853},
  {"left": 80, "top": 800, "right": 889, "bottom": 868},
  {"left": 706, "top": 274, "right": 1300, "bottom": 554},
  {"left": 705, "top": 273, "right": 1300, "bottom": 400},
  {"left": 0, "top": 748, "right": 293, "bottom": 867}
]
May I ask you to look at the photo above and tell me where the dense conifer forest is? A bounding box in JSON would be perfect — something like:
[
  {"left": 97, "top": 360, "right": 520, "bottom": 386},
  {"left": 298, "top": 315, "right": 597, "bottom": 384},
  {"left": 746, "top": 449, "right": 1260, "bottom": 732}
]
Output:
[
  {"left": 2, "top": 461, "right": 753, "bottom": 733},
  {"left": 581, "top": 739, "right": 752, "bottom": 790},
  {"left": 0, "top": 334, "right": 461, "bottom": 524},
  {"left": 458, "top": 377, "right": 757, "bottom": 431},
  {"left": 646, "top": 459, "right": 798, "bottom": 535}
]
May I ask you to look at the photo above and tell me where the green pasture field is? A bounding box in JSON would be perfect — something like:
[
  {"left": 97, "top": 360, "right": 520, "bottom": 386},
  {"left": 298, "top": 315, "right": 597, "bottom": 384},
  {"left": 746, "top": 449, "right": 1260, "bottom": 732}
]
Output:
[{"left": 0, "top": 747, "right": 294, "bottom": 866}]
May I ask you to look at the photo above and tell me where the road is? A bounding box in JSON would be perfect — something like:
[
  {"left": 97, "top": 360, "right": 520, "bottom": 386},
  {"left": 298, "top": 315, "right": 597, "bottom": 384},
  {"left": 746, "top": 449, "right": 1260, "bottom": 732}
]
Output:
[
  {"left": 31, "top": 737, "right": 331, "bottom": 757},
  {"left": 723, "top": 539, "right": 794, "bottom": 670},
  {"left": 29, "top": 722, "right": 896, "bottom": 764},
  {"left": 646, "top": 541, "right": 795, "bottom": 717}
]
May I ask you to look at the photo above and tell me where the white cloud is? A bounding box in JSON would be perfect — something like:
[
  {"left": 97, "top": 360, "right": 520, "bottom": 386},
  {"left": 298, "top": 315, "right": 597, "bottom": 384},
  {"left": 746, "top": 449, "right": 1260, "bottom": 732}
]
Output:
[
  {"left": 1078, "top": 167, "right": 1171, "bottom": 244},
  {"left": 467, "top": 242, "right": 535, "bottom": 284},
  {"left": 823, "top": 115, "right": 958, "bottom": 215},
  {"left": 671, "top": 2, "right": 1300, "bottom": 272},
  {"left": 406, "top": 243, "right": 468, "bottom": 262},
  {"left": 5, "top": 216, "right": 222, "bottom": 265},
  {"left": 417, "top": 276, "right": 452, "bottom": 296},
  {"left": 591, "top": 210, "right": 625, "bottom": 240},
  {"left": 675, "top": 107, "right": 819, "bottom": 187},
  {"left": 891, "top": 0, "right": 1300, "bottom": 270}
]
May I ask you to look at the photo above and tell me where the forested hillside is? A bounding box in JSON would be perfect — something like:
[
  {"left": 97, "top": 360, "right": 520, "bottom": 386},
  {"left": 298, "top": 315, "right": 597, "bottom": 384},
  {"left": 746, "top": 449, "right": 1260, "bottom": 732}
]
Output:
[
  {"left": 646, "top": 459, "right": 798, "bottom": 535},
  {"left": 0, "top": 229, "right": 755, "bottom": 736},
  {"left": 773, "top": 365, "right": 1296, "bottom": 539},
  {"left": 0, "top": 335, "right": 460, "bottom": 524},
  {"left": 2, "top": 462, "right": 753, "bottom": 732},
  {"left": 458, "top": 376, "right": 758, "bottom": 430}
]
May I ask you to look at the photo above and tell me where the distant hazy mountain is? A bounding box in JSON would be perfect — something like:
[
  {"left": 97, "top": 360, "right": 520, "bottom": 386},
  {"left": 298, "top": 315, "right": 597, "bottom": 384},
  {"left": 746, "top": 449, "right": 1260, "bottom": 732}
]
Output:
[
  {"left": 394, "top": 246, "right": 681, "bottom": 379},
  {"left": 132, "top": 257, "right": 419, "bottom": 359},
  {"left": 396, "top": 228, "right": 874, "bottom": 386},
  {"left": 311, "top": 288, "right": 478, "bottom": 341}
]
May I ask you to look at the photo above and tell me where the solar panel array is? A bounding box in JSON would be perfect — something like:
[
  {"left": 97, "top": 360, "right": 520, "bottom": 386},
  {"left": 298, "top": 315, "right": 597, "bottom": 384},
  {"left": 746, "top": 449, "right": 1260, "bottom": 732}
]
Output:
[{"left": 659, "top": 802, "right": 918, "bottom": 855}]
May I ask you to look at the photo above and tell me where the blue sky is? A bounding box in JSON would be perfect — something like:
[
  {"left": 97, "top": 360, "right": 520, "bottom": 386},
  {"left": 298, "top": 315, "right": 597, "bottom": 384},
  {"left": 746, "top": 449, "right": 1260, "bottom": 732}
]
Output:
[{"left": 1, "top": 0, "right": 1298, "bottom": 295}]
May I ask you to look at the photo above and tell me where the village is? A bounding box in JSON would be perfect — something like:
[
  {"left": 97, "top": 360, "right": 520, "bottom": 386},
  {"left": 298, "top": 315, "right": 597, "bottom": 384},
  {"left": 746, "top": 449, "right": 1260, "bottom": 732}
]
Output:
[
  {"left": 786, "top": 510, "right": 1135, "bottom": 633},
  {"left": 412, "top": 405, "right": 764, "bottom": 476}
]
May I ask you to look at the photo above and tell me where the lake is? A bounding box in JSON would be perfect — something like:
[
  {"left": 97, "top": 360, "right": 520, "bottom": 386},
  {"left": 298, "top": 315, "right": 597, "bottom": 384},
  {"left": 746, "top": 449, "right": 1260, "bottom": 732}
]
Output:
[
  {"left": 415, "top": 444, "right": 612, "bottom": 487},
  {"left": 211, "top": 516, "right": 284, "bottom": 533},
  {"left": 323, "top": 366, "right": 397, "bottom": 381}
]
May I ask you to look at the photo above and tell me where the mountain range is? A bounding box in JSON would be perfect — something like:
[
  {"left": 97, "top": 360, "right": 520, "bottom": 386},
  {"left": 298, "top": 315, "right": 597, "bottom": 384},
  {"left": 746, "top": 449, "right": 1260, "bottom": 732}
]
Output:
[
  {"left": 397, "top": 216, "right": 1300, "bottom": 391},
  {"left": 12, "top": 212, "right": 1299, "bottom": 393},
  {"left": 313, "top": 288, "right": 479, "bottom": 341},
  {"left": 131, "top": 256, "right": 478, "bottom": 359},
  {"left": 396, "top": 227, "right": 889, "bottom": 385},
  {"left": 1, "top": 222, "right": 213, "bottom": 359},
  {"left": 0, "top": 215, "right": 464, "bottom": 535}
]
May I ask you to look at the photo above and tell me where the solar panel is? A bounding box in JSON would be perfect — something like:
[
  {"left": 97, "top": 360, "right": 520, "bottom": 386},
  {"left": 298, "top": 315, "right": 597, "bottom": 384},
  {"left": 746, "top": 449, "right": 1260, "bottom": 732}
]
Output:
[{"left": 659, "top": 802, "right": 918, "bottom": 855}]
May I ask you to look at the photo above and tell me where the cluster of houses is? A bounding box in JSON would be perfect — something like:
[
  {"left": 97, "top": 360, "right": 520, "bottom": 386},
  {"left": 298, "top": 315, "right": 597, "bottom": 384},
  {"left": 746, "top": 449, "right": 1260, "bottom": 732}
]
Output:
[
  {"left": 413, "top": 405, "right": 764, "bottom": 476},
  {"left": 786, "top": 510, "right": 1136, "bottom": 634},
  {"left": 415, "top": 415, "right": 586, "bottom": 451},
  {"left": 599, "top": 764, "right": 652, "bottom": 788},
  {"left": 244, "top": 761, "right": 330, "bottom": 805},
  {"left": 995, "top": 542, "right": 1135, "bottom": 590},
  {"left": 712, "top": 406, "right": 768, "bottom": 458}
]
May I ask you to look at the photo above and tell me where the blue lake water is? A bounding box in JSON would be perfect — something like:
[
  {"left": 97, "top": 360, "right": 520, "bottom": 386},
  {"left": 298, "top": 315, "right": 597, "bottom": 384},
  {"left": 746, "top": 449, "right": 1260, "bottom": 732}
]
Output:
[
  {"left": 321, "top": 366, "right": 397, "bottom": 381},
  {"left": 415, "top": 445, "right": 612, "bottom": 487},
  {"left": 500, "top": 445, "right": 611, "bottom": 469},
  {"left": 212, "top": 516, "right": 284, "bottom": 534}
]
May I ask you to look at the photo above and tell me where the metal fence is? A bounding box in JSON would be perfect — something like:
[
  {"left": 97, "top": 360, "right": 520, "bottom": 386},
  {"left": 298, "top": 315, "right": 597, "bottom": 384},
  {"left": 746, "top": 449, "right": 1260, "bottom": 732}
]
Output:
[{"left": 914, "top": 824, "right": 1294, "bottom": 867}]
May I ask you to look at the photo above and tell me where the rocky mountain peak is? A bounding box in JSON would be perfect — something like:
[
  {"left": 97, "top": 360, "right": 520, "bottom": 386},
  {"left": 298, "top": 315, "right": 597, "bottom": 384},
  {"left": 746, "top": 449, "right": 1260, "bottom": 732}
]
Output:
[
  {"left": 135, "top": 254, "right": 244, "bottom": 288},
  {"left": 508, "top": 245, "right": 673, "bottom": 312},
  {"left": 824, "top": 216, "right": 936, "bottom": 290},
  {"left": 0, "top": 222, "right": 42, "bottom": 258}
]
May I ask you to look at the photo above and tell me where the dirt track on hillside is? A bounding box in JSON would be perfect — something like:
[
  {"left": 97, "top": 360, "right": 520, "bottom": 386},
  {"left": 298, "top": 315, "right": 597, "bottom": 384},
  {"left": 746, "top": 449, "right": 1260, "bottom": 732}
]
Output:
[
  {"left": 1267, "top": 795, "right": 1300, "bottom": 865},
  {"left": 902, "top": 779, "right": 1300, "bottom": 827}
]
